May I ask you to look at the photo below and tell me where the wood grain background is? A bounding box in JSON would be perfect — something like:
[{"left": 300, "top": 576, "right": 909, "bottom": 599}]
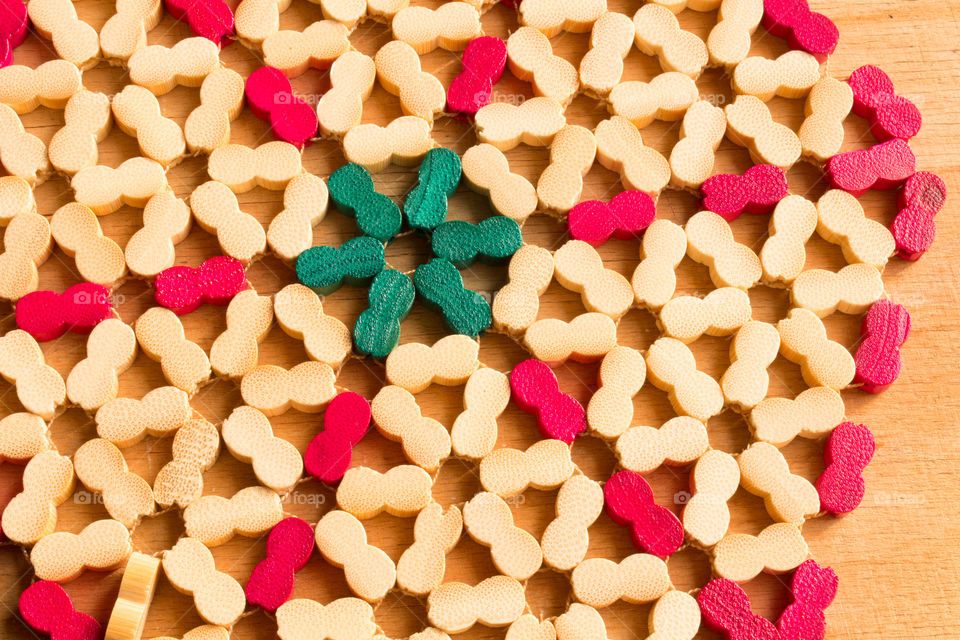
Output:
[{"left": 1, "top": 1, "right": 958, "bottom": 638}]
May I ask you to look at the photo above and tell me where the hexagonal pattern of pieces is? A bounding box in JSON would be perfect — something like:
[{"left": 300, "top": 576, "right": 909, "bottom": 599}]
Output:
[{"left": 0, "top": 6, "right": 933, "bottom": 640}]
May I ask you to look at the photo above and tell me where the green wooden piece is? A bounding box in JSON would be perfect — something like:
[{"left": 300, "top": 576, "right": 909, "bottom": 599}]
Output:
[
  {"left": 430, "top": 216, "right": 522, "bottom": 268},
  {"left": 295, "top": 236, "right": 385, "bottom": 295},
  {"left": 328, "top": 163, "right": 402, "bottom": 242},
  {"left": 354, "top": 269, "right": 415, "bottom": 358},
  {"left": 404, "top": 148, "right": 462, "bottom": 231},
  {"left": 413, "top": 258, "right": 491, "bottom": 338}
]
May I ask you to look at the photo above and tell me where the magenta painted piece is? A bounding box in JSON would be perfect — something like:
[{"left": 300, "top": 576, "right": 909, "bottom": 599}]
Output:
[
  {"left": 246, "top": 517, "right": 315, "bottom": 612},
  {"left": 698, "top": 578, "right": 779, "bottom": 640},
  {"left": 245, "top": 66, "right": 318, "bottom": 149},
  {"left": 762, "top": 0, "right": 839, "bottom": 62},
  {"left": 603, "top": 470, "right": 683, "bottom": 558},
  {"left": 854, "top": 299, "right": 911, "bottom": 393},
  {"left": 447, "top": 36, "right": 507, "bottom": 117},
  {"left": 153, "top": 255, "right": 247, "bottom": 315},
  {"left": 15, "top": 283, "right": 114, "bottom": 342},
  {"left": 777, "top": 560, "right": 838, "bottom": 640},
  {"left": 509, "top": 359, "right": 587, "bottom": 443},
  {"left": 891, "top": 171, "right": 946, "bottom": 260},
  {"left": 19, "top": 581, "right": 102, "bottom": 640},
  {"left": 304, "top": 391, "right": 371, "bottom": 484},
  {"left": 701, "top": 164, "right": 789, "bottom": 221},
  {"left": 847, "top": 65, "right": 922, "bottom": 142},
  {"left": 816, "top": 422, "right": 876, "bottom": 516},
  {"left": 164, "top": 0, "right": 234, "bottom": 45},
  {"left": 567, "top": 190, "right": 656, "bottom": 246},
  {"left": 825, "top": 138, "right": 915, "bottom": 196},
  {"left": 0, "top": 0, "right": 27, "bottom": 68}
]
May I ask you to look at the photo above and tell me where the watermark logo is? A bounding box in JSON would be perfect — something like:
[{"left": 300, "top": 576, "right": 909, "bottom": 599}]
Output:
[
  {"left": 282, "top": 492, "right": 327, "bottom": 507},
  {"left": 701, "top": 93, "right": 728, "bottom": 107},
  {"left": 72, "top": 288, "right": 124, "bottom": 307},
  {"left": 74, "top": 490, "right": 103, "bottom": 505},
  {"left": 505, "top": 494, "right": 526, "bottom": 507},
  {"left": 873, "top": 491, "right": 924, "bottom": 506},
  {"left": 486, "top": 91, "right": 526, "bottom": 107}
]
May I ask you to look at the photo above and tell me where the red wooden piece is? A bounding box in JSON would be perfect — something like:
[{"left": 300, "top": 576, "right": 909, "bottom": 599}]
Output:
[
  {"left": 153, "top": 255, "right": 247, "bottom": 315},
  {"left": 19, "top": 581, "right": 102, "bottom": 640},
  {"left": 698, "top": 578, "right": 779, "bottom": 640},
  {"left": 304, "top": 391, "right": 371, "bottom": 484},
  {"left": 164, "top": 0, "right": 234, "bottom": 46},
  {"left": 847, "top": 65, "right": 922, "bottom": 142},
  {"left": 567, "top": 190, "right": 657, "bottom": 246},
  {"left": 825, "top": 138, "right": 915, "bottom": 197},
  {"left": 777, "top": 560, "right": 838, "bottom": 640},
  {"left": 15, "top": 283, "right": 114, "bottom": 342},
  {"left": 245, "top": 516, "right": 315, "bottom": 611},
  {"left": 245, "top": 66, "right": 318, "bottom": 149},
  {"left": 603, "top": 470, "right": 683, "bottom": 558},
  {"left": 700, "top": 164, "right": 789, "bottom": 221},
  {"left": 854, "top": 299, "right": 910, "bottom": 393},
  {"left": 0, "top": 0, "right": 27, "bottom": 67},
  {"left": 446, "top": 36, "right": 507, "bottom": 117},
  {"left": 891, "top": 171, "right": 946, "bottom": 260},
  {"left": 509, "top": 359, "right": 587, "bottom": 443},
  {"left": 761, "top": 0, "right": 838, "bottom": 62},
  {"left": 816, "top": 422, "right": 875, "bottom": 516}
]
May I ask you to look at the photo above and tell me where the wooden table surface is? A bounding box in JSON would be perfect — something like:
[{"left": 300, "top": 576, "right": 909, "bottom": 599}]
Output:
[{"left": 1, "top": 1, "right": 958, "bottom": 638}]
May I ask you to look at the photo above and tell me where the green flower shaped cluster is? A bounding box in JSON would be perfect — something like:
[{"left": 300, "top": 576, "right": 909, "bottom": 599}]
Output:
[{"left": 295, "top": 148, "right": 523, "bottom": 358}]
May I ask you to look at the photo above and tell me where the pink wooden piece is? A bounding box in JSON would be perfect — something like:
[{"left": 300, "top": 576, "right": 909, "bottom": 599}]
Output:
[
  {"left": 567, "top": 190, "right": 657, "bottom": 246},
  {"left": 847, "top": 65, "right": 922, "bottom": 142},
  {"left": 603, "top": 470, "right": 683, "bottom": 558},
  {"left": 245, "top": 516, "right": 315, "bottom": 612},
  {"left": 304, "top": 391, "right": 371, "bottom": 484},
  {"left": 509, "top": 359, "right": 587, "bottom": 443},
  {"left": 816, "top": 422, "right": 875, "bottom": 516},
  {"left": 164, "top": 0, "right": 234, "bottom": 46},
  {"left": 245, "top": 66, "right": 318, "bottom": 149},
  {"left": 19, "top": 581, "right": 103, "bottom": 640},
  {"left": 698, "top": 578, "right": 778, "bottom": 640},
  {"left": 0, "top": 0, "right": 27, "bottom": 67},
  {"left": 701, "top": 164, "right": 789, "bottom": 221},
  {"left": 825, "top": 138, "right": 915, "bottom": 196},
  {"left": 891, "top": 171, "right": 946, "bottom": 260},
  {"left": 153, "top": 255, "right": 247, "bottom": 315},
  {"left": 446, "top": 36, "right": 507, "bottom": 117},
  {"left": 761, "top": 0, "right": 838, "bottom": 62},
  {"left": 854, "top": 299, "right": 910, "bottom": 393},
  {"left": 15, "top": 283, "right": 114, "bottom": 342},
  {"left": 777, "top": 560, "right": 838, "bottom": 640}
]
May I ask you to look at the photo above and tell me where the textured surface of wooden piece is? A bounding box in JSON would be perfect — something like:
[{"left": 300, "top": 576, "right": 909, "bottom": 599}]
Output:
[
  {"left": 104, "top": 552, "right": 161, "bottom": 640},
  {"left": 2, "top": 3, "right": 960, "bottom": 640},
  {"left": 245, "top": 516, "right": 314, "bottom": 612},
  {"left": 19, "top": 581, "right": 102, "bottom": 640},
  {"left": 30, "top": 518, "right": 133, "bottom": 582},
  {"left": 315, "top": 509, "right": 397, "bottom": 602}
]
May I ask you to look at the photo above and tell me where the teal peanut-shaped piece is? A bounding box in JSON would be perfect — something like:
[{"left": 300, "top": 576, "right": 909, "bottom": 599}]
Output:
[
  {"left": 404, "top": 148, "right": 462, "bottom": 231},
  {"left": 413, "top": 258, "right": 491, "bottom": 338},
  {"left": 354, "top": 269, "right": 415, "bottom": 358},
  {"left": 295, "top": 236, "right": 385, "bottom": 295},
  {"left": 431, "top": 216, "right": 522, "bottom": 268},
  {"left": 328, "top": 163, "right": 402, "bottom": 242}
]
